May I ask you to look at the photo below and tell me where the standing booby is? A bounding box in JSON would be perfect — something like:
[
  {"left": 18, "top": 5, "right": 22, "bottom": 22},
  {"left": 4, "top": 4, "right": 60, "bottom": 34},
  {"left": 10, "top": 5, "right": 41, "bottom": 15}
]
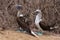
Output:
[{"left": 15, "top": 5, "right": 39, "bottom": 38}]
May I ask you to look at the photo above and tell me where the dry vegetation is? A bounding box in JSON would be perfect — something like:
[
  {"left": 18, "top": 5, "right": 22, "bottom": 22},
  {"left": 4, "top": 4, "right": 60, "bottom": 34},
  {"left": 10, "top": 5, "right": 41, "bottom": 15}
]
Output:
[{"left": 0, "top": 0, "right": 60, "bottom": 40}]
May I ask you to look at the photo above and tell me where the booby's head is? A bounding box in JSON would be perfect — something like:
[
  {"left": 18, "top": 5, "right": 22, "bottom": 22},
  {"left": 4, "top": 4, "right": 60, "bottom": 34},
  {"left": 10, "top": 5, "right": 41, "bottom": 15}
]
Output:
[
  {"left": 15, "top": 5, "right": 24, "bottom": 17},
  {"left": 15, "top": 5, "right": 23, "bottom": 10},
  {"left": 35, "top": 9, "right": 41, "bottom": 12},
  {"left": 33, "top": 9, "right": 42, "bottom": 15}
]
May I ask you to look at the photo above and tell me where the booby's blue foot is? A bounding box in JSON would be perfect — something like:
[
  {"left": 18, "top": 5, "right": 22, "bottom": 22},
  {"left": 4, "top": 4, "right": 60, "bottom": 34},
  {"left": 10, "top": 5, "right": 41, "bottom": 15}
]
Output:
[{"left": 35, "top": 32, "right": 43, "bottom": 36}]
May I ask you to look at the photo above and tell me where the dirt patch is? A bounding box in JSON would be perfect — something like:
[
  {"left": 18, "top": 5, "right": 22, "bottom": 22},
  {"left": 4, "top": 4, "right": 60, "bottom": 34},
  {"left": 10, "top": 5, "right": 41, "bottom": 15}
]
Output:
[{"left": 0, "top": 30, "right": 60, "bottom": 40}]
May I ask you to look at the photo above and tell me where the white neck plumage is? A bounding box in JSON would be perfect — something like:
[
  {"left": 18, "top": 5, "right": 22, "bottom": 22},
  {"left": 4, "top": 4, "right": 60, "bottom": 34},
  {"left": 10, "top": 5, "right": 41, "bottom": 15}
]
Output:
[{"left": 34, "top": 9, "right": 43, "bottom": 32}]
